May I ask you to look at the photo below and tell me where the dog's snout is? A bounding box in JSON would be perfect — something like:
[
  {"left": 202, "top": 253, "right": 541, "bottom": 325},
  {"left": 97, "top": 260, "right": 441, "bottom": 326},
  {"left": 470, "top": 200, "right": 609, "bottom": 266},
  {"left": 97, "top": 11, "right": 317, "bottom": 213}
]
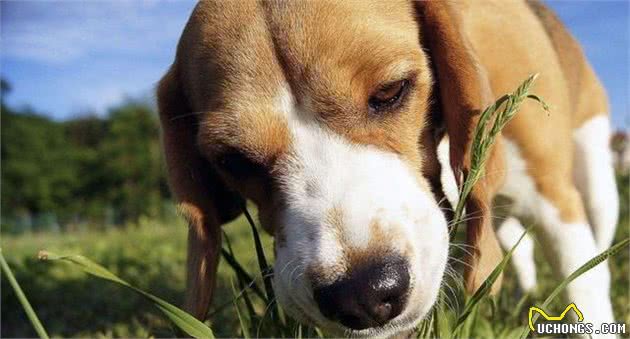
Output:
[{"left": 313, "top": 256, "right": 410, "bottom": 330}]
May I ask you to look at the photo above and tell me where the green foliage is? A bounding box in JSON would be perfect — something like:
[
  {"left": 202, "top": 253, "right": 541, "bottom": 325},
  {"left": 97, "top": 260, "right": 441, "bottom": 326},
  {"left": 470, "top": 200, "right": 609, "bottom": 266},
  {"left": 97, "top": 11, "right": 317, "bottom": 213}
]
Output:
[
  {"left": 99, "top": 103, "right": 167, "bottom": 222},
  {"left": 1, "top": 81, "right": 169, "bottom": 231},
  {"left": 0, "top": 249, "right": 50, "bottom": 339},
  {"left": 453, "top": 228, "right": 530, "bottom": 334},
  {"left": 3, "top": 207, "right": 628, "bottom": 338},
  {"left": 38, "top": 250, "right": 214, "bottom": 338},
  {"left": 520, "top": 238, "right": 630, "bottom": 339},
  {"left": 451, "top": 74, "right": 549, "bottom": 236},
  {"left": 2, "top": 219, "right": 190, "bottom": 338},
  {"left": 1, "top": 109, "right": 81, "bottom": 219}
]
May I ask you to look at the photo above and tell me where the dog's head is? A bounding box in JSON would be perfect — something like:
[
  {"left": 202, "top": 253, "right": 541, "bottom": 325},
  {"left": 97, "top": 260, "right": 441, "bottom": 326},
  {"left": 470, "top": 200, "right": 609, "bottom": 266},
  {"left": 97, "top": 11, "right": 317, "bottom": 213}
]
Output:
[{"left": 158, "top": 1, "right": 503, "bottom": 336}]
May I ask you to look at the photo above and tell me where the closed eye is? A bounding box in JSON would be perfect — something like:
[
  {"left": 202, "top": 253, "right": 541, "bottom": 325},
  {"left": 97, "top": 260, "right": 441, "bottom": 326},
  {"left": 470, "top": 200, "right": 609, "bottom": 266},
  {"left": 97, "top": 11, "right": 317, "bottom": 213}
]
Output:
[
  {"left": 368, "top": 79, "right": 411, "bottom": 114},
  {"left": 215, "top": 150, "right": 266, "bottom": 179}
]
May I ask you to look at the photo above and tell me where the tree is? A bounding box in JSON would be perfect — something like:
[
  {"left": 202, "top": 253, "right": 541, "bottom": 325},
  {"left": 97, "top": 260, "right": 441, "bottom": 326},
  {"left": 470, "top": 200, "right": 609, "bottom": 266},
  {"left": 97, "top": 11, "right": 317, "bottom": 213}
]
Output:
[
  {"left": 1, "top": 80, "right": 170, "bottom": 231},
  {"left": 1, "top": 109, "right": 81, "bottom": 219},
  {"left": 99, "top": 101, "right": 167, "bottom": 222}
]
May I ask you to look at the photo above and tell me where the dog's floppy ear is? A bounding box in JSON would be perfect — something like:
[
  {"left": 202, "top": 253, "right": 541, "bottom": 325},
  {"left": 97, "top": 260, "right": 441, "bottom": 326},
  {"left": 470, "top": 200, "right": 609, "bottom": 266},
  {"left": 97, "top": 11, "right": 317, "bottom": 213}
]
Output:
[
  {"left": 157, "top": 64, "right": 243, "bottom": 319},
  {"left": 415, "top": 1, "right": 504, "bottom": 293}
]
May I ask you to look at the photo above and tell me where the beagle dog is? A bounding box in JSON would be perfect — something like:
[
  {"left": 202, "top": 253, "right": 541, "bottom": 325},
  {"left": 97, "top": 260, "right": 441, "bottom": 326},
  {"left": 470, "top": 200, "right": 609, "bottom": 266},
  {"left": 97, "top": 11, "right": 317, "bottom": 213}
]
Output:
[{"left": 158, "top": 0, "right": 618, "bottom": 337}]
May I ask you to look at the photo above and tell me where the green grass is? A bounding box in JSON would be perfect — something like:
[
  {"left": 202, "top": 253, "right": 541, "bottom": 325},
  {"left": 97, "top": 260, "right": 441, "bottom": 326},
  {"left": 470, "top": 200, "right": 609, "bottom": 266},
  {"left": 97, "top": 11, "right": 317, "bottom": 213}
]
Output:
[
  {"left": 2, "top": 190, "right": 627, "bottom": 338},
  {"left": 35, "top": 250, "right": 214, "bottom": 339},
  {"left": 1, "top": 214, "right": 274, "bottom": 338},
  {"left": 1, "top": 248, "right": 49, "bottom": 339}
]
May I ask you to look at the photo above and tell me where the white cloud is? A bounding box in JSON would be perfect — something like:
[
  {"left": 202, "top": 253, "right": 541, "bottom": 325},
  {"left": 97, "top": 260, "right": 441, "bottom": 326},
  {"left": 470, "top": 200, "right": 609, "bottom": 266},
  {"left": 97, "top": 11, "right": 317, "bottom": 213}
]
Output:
[{"left": 1, "top": 1, "right": 196, "bottom": 64}]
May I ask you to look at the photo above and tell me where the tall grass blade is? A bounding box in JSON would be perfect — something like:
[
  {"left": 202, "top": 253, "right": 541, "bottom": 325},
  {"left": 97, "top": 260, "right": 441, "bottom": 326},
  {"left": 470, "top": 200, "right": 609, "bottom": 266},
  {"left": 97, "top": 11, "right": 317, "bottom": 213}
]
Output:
[
  {"left": 416, "top": 309, "right": 433, "bottom": 339},
  {"left": 220, "top": 248, "right": 267, "bottom": 302},
  {"left": 315, "top": 326, "right": 325, "bottom": 337},
  {"left": 38, "top": 250, "right": 215, "bottom": 339},
  {"left": 519, "top": 238, "right": 629, "bottom": 339},
  {"left": 436, "top": 302, "right": 452, "bottom": 339},
  {"left": 451, "top": 74, "right": 548, "bottom": 237},
  {"left": 509, "top": 292, "right": 531, "bottom": 323},
  {"left": 454, "top": 228, "right": 530, "bottom": 333},
  {"left": 224, "top": 231, "right": 258, "bottom": 336},
  {"left": 230, "top": 277, "right": 251, "bottom": 339},
  {"left": 224, "top": 231, "right": 261, "bottom": 317},
  {"left": 0, "top": 249, "right": 50, "bottom": 339},
  {"left": 241, "top": 206, "right": 282, "bottom": 328}
]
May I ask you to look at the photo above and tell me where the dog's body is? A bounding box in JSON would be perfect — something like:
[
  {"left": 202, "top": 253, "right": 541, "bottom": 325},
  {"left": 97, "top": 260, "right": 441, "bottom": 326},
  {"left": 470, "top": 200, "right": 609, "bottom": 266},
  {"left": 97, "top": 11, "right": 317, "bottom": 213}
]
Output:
[
  {"left": 441, "top": 1, "right": 618, "bottom": 329},
  {"left": 158, "top": 1, "right": 618, "bottom": 337}
]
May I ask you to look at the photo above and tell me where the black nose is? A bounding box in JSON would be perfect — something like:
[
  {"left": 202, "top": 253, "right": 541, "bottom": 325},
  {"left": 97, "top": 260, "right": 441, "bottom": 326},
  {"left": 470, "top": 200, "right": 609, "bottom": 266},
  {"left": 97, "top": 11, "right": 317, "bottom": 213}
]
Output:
[{"left": 313, "top": 256, "right": 410, "bottom": 330}]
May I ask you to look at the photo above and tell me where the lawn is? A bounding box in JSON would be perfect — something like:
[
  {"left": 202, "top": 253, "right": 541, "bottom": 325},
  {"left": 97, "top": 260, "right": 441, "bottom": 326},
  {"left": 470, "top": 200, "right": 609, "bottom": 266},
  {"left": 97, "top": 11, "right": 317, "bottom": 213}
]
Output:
[
  {"left": 2, "top": 214, "right": 274, "bottom": 338},
  {"left": 2, "top": 176, "right": 628, "bottom": 338}
]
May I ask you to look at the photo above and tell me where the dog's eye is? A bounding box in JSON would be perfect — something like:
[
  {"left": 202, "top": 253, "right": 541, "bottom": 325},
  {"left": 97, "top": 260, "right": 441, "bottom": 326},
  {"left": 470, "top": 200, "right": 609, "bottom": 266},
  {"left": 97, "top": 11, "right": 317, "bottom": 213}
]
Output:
[
  {"left": 216, "top": 151, "right": 262, "bottom": 179},
  {"left": 368, "top": 79, "right": 410, "bottom": 112}
]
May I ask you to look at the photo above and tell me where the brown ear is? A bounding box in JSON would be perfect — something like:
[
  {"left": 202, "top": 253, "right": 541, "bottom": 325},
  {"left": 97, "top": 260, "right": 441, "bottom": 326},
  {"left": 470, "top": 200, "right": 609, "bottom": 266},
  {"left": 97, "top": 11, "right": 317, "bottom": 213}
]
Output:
[
  {"left": 157, "top": 65, "right": 243, "bottom": 320},
  {"left": 415, "top": 1, "right": 504, "bottom": 294}
]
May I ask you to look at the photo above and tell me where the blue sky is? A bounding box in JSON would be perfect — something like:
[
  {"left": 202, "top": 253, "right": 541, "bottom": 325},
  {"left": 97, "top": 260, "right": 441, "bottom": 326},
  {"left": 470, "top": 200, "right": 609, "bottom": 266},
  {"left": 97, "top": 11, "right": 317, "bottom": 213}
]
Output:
[{"left": 1, "top": 1, "right": 628, "bottom": 129}]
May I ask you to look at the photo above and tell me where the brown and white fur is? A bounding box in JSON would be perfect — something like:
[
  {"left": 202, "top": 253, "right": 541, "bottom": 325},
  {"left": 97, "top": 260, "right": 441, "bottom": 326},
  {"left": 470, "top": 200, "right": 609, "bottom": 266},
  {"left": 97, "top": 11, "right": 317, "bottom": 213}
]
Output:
[{"left": 157, "top": 1, "right": 618, "bottom": 337}]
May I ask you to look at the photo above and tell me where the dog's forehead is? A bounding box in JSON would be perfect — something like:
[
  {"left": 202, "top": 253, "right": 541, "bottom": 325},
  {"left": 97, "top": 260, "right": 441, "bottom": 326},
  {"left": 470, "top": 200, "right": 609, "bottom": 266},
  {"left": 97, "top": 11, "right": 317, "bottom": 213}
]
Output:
[
  {"left": 184, "top": 0, "right": 421, "bottom": 95},
  {"left": 271, "top": 1, "right": 420, "bottom": 77},
  {"left": 187, "top": 0, "right": 427, "bottom": 161},
  {"left": 261, "top": 0, "right": 420, "bottom": 53}
]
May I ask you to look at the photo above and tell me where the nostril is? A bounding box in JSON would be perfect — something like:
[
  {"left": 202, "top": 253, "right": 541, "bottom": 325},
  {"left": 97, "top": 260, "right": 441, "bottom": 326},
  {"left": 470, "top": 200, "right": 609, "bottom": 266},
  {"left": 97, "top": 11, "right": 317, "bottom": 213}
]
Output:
[
  {"left": 371, "top": 302, "right": 393, "bottom": 324},
  {"left": 338, "top": 314, "right": 366, "bottom": 329},
  {"left": 312, "top": 255, "right": 410, "bottom": 330}
]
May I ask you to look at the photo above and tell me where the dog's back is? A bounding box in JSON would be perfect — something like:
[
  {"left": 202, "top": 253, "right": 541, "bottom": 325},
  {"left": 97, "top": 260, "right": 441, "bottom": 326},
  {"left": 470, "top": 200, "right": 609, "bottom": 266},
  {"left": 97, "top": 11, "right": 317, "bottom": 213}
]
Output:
[
  {"left": 527, "top": 0, "right": 609, "bottom": 128},
  {"left": 461, "top": 0, "right": 618, "bottom": 329},
  {"left": 458, "top": 0, "right": 616, "bottom": 238},
  {"left": 526, "top": 0, "right": 617, "bottom": 254}
]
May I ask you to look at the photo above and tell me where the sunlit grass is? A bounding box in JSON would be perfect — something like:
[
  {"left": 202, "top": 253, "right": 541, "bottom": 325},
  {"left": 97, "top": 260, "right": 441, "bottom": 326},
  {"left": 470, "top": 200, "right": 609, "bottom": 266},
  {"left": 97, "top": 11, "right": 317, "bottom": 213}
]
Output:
[{"left": 2, "top": 201, "right": 628, "bottom": 338}]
